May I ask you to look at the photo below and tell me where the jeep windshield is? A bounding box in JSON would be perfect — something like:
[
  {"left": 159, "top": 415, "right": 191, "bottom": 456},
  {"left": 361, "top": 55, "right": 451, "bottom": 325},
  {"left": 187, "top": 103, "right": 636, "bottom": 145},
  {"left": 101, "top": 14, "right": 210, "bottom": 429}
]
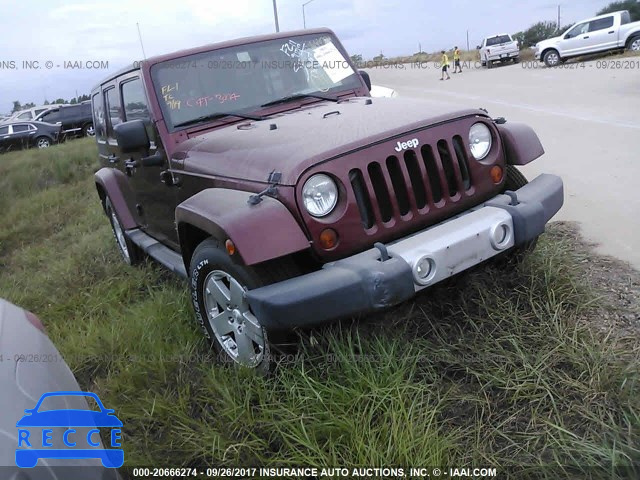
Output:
[{"left": 151, "top": 32, "right": 362, "bottom": 130}]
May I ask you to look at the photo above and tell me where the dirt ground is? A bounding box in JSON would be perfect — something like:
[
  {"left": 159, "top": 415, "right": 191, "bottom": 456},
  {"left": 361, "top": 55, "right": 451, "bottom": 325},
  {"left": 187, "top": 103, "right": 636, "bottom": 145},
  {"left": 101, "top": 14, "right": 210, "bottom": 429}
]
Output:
[{"left": 550, "top": 221, "right": 640, "bottom": 339}]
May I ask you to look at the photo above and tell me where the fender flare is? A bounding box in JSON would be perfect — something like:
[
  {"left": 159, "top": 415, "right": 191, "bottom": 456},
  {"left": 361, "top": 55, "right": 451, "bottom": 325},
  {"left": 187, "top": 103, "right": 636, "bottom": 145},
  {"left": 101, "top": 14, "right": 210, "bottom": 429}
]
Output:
[
  {"left": 94, "top": 167, "right": 138, "bottom": 230},
  {"left": 176, "top": 189, "right": 310, "bottom": 267},
  {"left": 497, "top": 123, "right": 544, "bottom": 166}
]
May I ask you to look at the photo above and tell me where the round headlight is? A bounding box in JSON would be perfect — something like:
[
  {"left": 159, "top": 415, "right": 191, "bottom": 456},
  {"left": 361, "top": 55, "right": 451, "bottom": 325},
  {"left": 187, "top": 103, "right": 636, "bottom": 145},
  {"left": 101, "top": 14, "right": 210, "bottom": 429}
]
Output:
[
  {"left": 302, "top": 174, "right": 338, "bottom": 217},
  {"left": 469, "top": 122, "right": 492, "bottom": 160}
]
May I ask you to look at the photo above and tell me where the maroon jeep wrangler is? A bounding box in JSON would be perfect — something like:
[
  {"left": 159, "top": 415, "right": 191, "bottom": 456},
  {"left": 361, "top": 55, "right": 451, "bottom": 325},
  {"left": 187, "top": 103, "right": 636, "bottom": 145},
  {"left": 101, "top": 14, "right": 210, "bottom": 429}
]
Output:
[{"left": 92, "top": 28, "right": 563, "bottom": 372}]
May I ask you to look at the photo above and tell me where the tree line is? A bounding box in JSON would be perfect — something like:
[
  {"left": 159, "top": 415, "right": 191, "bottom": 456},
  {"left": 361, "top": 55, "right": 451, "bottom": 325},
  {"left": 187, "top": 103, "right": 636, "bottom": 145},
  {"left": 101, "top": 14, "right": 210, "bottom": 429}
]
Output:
[{"left": 11, "top": 94, "right": 91, "bottom": 113}]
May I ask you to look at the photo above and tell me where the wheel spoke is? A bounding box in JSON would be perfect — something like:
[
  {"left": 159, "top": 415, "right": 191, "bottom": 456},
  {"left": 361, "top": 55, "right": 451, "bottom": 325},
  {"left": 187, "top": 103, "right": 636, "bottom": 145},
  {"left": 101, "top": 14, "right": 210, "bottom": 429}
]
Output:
[
  {"left": 241, "top": 312, "right": 264, "bottom": 344},
  {"left": 229, "top": 280, "right": 245, "bottom": 307},
  {"left": 209, "top": 310, "right": 233, "bottom": 336},
  {"left": 234, "top": 331, "right": 255, "bottom": 365},
  {"left": 207, "top": 276, "right": 231, "bottom": 307}
]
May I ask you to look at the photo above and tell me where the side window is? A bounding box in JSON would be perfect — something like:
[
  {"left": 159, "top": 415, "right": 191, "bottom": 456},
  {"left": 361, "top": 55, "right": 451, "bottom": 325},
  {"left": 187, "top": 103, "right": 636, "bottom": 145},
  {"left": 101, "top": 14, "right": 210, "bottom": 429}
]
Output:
[
  {"left": 0, "top": 126, "right": 9, "bottom": 135},
  {"left": 121, "top": 78, "right": 150, "bottom": 121},
  {"left": 17, "top": 111, "right": 32, "bottom": 120},
  {"left": 104, "top": 87, "right": 122, "bottom": 134},
  {"left": 41, "top": 110, "right": 61, "bottom": 123},
  {"left": 566, "top": 22, "right": 589, "bottom": 38},
  {"left": 12, "top": 124, "right": 29, "bottom": 133},
  {"left": 34, "top": 109, "right": 47, "bottom": 116},
  {"left": 92, "top": 92, "right": 106, "bottom": 140},
  {"left": 589, "top": 16, "right": 614, "bottom": 32}
]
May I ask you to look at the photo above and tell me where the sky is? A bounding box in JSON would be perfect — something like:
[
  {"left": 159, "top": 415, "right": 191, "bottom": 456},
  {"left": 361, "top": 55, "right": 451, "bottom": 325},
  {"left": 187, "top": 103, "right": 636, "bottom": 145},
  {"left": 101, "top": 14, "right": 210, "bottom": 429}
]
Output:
[{"left": 0, "top": 0, "right": 612, "bottom": 114}]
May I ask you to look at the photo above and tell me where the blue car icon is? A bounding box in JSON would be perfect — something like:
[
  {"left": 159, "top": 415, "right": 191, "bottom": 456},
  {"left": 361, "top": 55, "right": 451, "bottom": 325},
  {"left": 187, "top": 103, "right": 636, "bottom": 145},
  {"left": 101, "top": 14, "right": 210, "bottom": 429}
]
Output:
[{"left": 16, "top": 391, "right": 124, "bottom": 468}]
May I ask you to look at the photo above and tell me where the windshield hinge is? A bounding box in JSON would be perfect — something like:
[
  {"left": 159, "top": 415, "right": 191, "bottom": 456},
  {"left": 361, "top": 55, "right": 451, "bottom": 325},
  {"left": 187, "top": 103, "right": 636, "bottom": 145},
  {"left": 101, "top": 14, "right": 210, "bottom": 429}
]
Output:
[{"left": 248, "top": 171, "right": 282, "bottom": 205}]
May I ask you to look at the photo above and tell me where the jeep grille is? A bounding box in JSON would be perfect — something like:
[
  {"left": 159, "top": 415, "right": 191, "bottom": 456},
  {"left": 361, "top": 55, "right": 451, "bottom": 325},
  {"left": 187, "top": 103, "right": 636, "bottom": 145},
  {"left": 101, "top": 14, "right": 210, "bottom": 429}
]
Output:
[{"left": 349, "top": 135, "right": 472, "bottom": 230}]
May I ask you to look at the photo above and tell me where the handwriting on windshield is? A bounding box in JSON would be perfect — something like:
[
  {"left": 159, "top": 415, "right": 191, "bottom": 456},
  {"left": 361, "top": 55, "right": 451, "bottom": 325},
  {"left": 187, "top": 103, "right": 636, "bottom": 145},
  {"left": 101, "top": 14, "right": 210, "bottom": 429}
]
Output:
[
  {"left": 186, "top": 93, "right": 240, "bottom": 107},
  {"left": 162, "top": 83, "right": 180, "bottom": 110},
  {"left": 280, "top": 40, "right": 308, "bottom": 72}
]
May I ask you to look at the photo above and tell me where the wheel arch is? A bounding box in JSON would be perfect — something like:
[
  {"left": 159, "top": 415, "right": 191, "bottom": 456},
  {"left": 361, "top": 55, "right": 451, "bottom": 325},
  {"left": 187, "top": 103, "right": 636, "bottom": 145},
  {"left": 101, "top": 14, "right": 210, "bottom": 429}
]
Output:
[
  {"left": 94, "top": 167, "right": 138, "bottom": 229},
  {"left": 541, "top": 47, "right": 560, "bottom": 61},
  {"left": 176, "top": 188, "right": 310, "bottom": 270},
  {"left": 626, "top": 33, "right": 640, "bottom": 49}
]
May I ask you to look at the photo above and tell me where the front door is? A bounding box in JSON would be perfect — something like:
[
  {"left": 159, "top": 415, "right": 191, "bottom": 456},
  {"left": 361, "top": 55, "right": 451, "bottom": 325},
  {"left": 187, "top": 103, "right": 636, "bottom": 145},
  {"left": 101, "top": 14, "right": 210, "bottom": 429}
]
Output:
[{"left": 115, "top": 73, "right": 180, "bottom": 248}]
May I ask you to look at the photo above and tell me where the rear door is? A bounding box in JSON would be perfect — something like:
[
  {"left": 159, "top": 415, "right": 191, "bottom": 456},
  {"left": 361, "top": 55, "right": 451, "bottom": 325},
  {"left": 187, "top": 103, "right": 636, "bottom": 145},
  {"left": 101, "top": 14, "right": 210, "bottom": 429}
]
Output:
[
  {"left": 9, "top": 124, "right": 33, "bottom": 148},
  {"left": 586, "top": 16, "right": 616, "bottom": 51}
]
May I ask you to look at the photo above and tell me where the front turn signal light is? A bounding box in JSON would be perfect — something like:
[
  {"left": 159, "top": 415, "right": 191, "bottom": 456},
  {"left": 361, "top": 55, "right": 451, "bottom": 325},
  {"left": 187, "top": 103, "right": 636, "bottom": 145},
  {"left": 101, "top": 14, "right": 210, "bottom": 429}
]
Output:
[{"left": 490, "top": 165, "right": 503, "bottom": 184}]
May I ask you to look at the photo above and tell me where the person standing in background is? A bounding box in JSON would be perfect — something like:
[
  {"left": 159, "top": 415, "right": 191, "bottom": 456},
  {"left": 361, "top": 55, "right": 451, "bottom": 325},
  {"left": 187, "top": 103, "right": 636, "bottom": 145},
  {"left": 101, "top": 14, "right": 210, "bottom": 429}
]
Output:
[
  {"left": 453, "top": 46, "right": 462, "bottom": 73},
  {"left": 440, "top": 50, "right": 451, "bottom": 80}
]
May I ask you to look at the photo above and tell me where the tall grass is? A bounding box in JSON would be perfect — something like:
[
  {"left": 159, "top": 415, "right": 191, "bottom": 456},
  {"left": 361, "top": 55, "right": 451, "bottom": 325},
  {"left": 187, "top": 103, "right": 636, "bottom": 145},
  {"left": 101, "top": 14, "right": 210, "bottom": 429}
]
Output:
[{"left": 0, "top": 140, "right": 638, "bottom": 478}]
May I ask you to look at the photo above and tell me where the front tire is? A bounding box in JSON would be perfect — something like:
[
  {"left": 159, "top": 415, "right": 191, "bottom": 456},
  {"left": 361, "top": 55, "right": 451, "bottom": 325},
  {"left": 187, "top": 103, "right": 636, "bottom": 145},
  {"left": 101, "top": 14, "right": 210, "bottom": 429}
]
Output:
[
  {"left": 543, "top": 49, "right": 560, "bottom": 67},
  {"left": 628, "top": 36, "right": 640, "bottom": 52},
  {"left": 104, "top": 197, "right": 142, "bottom": 265},
  {"left": 189, "top": 239, "right": 299, "bottom": 373}
]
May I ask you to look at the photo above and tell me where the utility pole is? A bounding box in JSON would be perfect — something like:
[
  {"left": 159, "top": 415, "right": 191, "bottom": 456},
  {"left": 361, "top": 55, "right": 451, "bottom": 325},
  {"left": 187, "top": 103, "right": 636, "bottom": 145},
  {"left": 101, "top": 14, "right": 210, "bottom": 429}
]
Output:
[
  {"left": 418, "top": 42, "right": 421, "bottom": 53},
  {"left": 273, "top": 0, "right": 280, "bottom": 32},
  {"left": 557, "top": 5, "right": 561, "bottom": 31},
  {"left": 466, "top": 30, "right": 470, "bottom": 51},
  {"left": 303, "top": 0, "right": 315, "bottom": 29}
]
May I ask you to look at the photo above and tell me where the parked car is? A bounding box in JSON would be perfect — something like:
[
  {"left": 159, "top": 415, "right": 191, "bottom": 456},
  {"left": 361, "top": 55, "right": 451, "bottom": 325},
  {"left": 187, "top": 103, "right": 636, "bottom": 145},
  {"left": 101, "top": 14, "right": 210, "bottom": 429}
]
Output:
[
  {"left": 0, "top": 105, "right": 61, "bottom": 125},
  {"left": 477, "top": 34, "right": 519, "bottom": 68},
  {"left": 92, "top": 28, "right": 563, "bottom": 373},
  {"left": 0, "top": 299, "right": 121, "bottom": 478},
  {"left": 0, "top": 121, "right": 61, "bottom": 153},
  {"left": 535, "top": 10, "right": 640, "bottom": 66},
  {"left": 35, "top": 101, "right": 94, "bottom": 138}
]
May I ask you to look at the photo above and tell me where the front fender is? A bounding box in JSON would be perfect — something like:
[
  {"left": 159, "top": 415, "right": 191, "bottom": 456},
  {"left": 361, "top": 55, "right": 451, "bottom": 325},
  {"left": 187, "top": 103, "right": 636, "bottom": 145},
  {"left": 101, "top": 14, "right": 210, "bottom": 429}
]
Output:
[
  {"left": 176, "top": 189, "right": 310, "bottom": 266},
  {"left": 94, "top": 168, "right": 138, "bottom": 230},
  {"left": 497, "top": 123, "right": 544, "bottom": 166}
]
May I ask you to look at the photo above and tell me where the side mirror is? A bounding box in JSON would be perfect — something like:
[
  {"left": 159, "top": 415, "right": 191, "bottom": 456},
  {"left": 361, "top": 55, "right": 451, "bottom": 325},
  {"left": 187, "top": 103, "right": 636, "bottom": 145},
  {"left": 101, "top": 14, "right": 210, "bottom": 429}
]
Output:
[
  {"left": 476, "top": 45, "right": 481, "bottom": 49},
  {"left": 358, "top": 70, "right": 372, "bottom": 91},
  {"left": 564, "top": 33, "right": 572, "bottom": 39},
  {"left": 114, "top": 119, "right": 149, "bottom": 153}
]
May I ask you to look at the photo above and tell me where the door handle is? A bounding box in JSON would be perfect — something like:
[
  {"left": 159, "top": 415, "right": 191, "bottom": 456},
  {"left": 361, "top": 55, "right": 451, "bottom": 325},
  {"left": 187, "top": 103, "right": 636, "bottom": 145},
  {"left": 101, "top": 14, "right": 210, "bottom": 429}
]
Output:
[
  {"left": 583, "top": 36, "right": 589, "bottom": 39},
  {"left": 608, "top": 31, "right": 614, "bottom": 34},
  {"left": 124, "top": 159, "right": 138, "bottom": 176},
  {"left": 107, "top": 154, "right": 119, "bottom": 164}
]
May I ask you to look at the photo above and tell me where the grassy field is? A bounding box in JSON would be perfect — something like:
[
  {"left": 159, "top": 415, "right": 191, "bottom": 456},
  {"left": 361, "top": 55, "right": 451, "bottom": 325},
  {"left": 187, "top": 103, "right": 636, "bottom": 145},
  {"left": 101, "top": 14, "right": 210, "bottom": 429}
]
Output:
[{"left": 1, "top": 140, "right": 639, "bottom": 478}]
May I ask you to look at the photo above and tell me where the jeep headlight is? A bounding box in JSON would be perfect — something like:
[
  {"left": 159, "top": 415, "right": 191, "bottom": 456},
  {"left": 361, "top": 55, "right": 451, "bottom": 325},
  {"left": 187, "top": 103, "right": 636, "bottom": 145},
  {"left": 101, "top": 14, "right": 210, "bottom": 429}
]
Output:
[
  {"left": 302, "top": 174, "right": 338, "bottom": 217},
  {"left": 469, "top": 122, "right": 492, "bottom": 160}
]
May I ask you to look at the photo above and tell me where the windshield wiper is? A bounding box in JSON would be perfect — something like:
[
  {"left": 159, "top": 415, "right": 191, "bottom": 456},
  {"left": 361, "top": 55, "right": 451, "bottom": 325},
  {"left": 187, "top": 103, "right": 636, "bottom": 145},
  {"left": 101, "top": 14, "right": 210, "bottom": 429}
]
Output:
[
  {"left": 260, "top": 93, "right": 339, "bottom": 108},
  {"left": 174, "top": 111, "right": 264, "bottom": 128}
]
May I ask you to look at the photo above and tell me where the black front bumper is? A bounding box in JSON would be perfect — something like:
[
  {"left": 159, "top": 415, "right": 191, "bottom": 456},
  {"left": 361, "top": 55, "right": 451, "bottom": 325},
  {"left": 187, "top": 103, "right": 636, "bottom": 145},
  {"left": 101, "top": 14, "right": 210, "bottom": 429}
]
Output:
[{"left": 246, "top": 174, "right": 563, "bottom": 330}]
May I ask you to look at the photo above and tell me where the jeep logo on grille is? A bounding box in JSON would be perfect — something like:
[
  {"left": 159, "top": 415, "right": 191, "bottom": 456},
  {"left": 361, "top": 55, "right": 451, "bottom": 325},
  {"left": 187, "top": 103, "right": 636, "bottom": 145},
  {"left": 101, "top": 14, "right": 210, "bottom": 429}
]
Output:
[{"left": 394, "top": 138, "right": 419, "bottom": 152}]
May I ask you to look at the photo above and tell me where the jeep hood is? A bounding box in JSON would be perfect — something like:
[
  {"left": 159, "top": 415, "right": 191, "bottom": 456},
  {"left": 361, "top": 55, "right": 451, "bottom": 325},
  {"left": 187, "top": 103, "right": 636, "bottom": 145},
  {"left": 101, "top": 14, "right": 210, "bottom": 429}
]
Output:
[{"left": 175, "top": 97, "right": 485, "bottom": 185}]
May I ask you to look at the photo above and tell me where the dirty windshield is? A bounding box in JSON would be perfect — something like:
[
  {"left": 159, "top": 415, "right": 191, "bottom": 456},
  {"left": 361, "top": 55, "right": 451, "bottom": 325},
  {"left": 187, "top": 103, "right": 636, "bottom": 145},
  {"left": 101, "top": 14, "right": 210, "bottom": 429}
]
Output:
[{"left": 151, "top": 33, "right": 362, "bottom": 130}]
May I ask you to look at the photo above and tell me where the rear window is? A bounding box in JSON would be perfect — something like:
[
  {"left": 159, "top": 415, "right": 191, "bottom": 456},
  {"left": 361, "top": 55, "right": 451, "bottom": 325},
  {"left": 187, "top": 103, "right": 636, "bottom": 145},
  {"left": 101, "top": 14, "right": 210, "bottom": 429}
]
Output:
[
  {"left": 486, "top": 35, "right": 511, "bottom": 46},
  {"left": 12, "top": 124, "right": 29, "bottom": 132},
  {"left": 0, "top": 126, "right": 9, "bottom": 135}
]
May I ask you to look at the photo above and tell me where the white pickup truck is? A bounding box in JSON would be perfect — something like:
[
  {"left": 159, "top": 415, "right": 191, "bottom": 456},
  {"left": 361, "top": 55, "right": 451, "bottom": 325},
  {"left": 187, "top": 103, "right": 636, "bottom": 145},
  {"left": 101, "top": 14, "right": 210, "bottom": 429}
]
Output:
[
  {"left": 535, "top": 10, "right": 640, "bottom": 66},
  {"left": 477, "top": 34, "right": 520, "bottom": 68}
]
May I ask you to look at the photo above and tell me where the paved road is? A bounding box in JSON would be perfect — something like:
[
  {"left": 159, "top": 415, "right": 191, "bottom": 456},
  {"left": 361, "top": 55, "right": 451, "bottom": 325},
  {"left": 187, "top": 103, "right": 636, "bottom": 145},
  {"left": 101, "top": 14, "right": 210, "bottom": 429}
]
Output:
[{"left": 366, "top": 58, "right": 640, "bottom": 269}]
